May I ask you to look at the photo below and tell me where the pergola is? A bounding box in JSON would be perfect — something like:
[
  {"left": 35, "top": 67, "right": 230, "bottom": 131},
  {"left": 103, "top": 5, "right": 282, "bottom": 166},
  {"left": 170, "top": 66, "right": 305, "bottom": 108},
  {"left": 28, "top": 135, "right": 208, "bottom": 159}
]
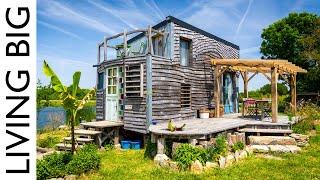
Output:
[{"left": 211, "top": 59, "right": 307, "bottom": 123}]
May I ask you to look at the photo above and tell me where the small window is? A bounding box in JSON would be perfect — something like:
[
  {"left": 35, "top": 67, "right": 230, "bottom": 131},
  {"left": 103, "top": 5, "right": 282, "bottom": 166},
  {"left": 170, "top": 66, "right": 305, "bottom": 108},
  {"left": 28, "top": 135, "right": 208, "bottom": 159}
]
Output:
[
  {"left": 180, "top": 38, "right": 191, "bottom": 66},
  {"left": 181, "top": 83, "right": 191, "bottom": 108},
  {"left": 97, "top": 72, "right": 104, "bottom": 90},
  {"left": 152, "top": 35, "right": 164, "bottom": 56}
]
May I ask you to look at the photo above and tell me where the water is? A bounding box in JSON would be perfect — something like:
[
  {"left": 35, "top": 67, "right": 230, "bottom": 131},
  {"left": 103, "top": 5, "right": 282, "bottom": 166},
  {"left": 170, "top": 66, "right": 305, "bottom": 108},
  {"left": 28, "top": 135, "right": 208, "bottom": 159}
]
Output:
[{"left": 37, "top": 107, "right": 66, "bottom": 129}]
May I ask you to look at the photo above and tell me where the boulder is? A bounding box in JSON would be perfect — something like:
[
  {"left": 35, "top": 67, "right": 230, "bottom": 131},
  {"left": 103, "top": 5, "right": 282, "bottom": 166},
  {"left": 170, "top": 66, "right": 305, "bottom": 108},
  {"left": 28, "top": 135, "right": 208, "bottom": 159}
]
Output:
[
  {"left": 172, "top": 142, "right": 182, "bottom": 157},
  {"left": 239, "top": 150, "right": 248, "bottom": 159},
  {"left": 268, "top": 145, "right": 291, "bottom": 153},
  {"left": 198, "top": 140, "right": 208, "bottom": 148},
  {"left": 218, "top": 156, "right": 226, "bottom": 168},
  {"left": 225, "top": 154, "right": 235, "bottom": 167},
  {"left": 285, "top": 145, "right": 301, "bottom": 153},
  {"left": 169, "top": 161, "right": 179, "bottom": 171},
  {"left": 190, "top": 160, "right": 203, "bottom": 174},
  {"left": 64, "top": 175, "right": 78, "bottom": 180},
  {"left": 290, "top": 134, "right": 309, "bottom": 147},
  {"left": 248, "top": 136, "right": 296, "bottom": 146},
  {"left": 234, "top": 150, "right": 240, "bottom": 162},
  {"left": 250, "top": 145, "right": 269, "bottom": 153},
  {"left": 154, "top": 154, "right": 170, "bottom": 167},
  {"left": 205, "top": 162, "right": 219, "bottom": 169}
]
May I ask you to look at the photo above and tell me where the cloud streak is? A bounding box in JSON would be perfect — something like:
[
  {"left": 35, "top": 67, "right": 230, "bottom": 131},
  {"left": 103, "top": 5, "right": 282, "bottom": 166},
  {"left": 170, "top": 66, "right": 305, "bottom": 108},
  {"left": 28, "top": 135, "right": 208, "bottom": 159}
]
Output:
[
  {"left": 235, "top": 0, "right": 254, "bottom": 36},
  {"left": 38, "top": 0, "right": 117, "bottom": 35},
  {"left": 38, "top": 20, "right": 82, "bottom": 40}
]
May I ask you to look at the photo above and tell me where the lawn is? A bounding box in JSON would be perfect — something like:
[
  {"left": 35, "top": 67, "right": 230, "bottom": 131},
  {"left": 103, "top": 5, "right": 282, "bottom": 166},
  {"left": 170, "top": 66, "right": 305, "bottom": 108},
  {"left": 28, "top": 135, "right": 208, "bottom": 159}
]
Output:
[{"left": 80, "top": 129, "right": 320, "bottom": 180}]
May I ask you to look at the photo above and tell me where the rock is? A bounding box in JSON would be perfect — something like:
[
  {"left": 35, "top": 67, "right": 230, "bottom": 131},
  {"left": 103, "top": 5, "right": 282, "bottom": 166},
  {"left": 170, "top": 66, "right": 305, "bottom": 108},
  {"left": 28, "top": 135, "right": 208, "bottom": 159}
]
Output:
[
  {"left": 154, "top": 154, "right": 170, "bottom": 167},
  {"left": 297, "top": 141, "right": 309, "bottom": 147},
  {"left": 205, "top": 162, "right": 219, "bottom": 169},
  {"left": 172, "top": 142, "right": 182, "bottom": 157},
  {"left": 225, "top": 154, "right": 235, "bottom": 167},
  {"left": 190, "top": 160, "right": 203, "bottom": 174},
  {"left": 208, "top": 138, "right": 216, "bottom": 146},
  {"left": 218, "top": 156, "right": 226, "bottom": 168},
  {"left": 248, "top": 136, "right": 296, "bottom": 146},
  {"left": 234, "top": 150, "right": 240, "bottom": 162},
  {"left": 251, "top": 145, "right": 270, "bottom": 153},
  {"left": 169, "top": 161, "right": 179, "bottom": 171},
  {"left": 198, "top": 140, "right": 208, "bottom": 148},
  {"left": 290, "top": 134, "right": 309, "bottom": 147},
  {"left": 114, "top": 144, "right": 121, "bottom": 150},
  {"left": 268, "top": 145, "right": 291, "bottom": 153},
  {"left": 245, "top": 146, "right": 253, "bottom": 155},
  {"left": 64, "top": 175, "right": 78, "bottom": 180},
  {"left": 239, "top": 150, "right": 248, "bottom": 159},
  {"left": 58, "top": 125, "right": 68, "bottom": 129},
  {"left": 285, "top": 145, "right": 301, "bottom": 153}
]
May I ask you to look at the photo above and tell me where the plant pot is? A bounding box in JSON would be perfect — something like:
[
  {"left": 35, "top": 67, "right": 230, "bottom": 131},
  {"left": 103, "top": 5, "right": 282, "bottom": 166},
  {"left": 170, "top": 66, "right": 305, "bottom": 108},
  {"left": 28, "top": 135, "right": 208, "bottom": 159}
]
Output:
[{"left": 200, "top": 112, "right": 209, "bottom": 119}]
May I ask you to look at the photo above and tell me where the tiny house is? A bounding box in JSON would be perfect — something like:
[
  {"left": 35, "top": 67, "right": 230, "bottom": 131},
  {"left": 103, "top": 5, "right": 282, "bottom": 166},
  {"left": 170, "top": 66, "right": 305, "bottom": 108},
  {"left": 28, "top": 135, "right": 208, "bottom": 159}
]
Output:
[{"left": 95, "top": 16, "right": 240, "bottom": 134}]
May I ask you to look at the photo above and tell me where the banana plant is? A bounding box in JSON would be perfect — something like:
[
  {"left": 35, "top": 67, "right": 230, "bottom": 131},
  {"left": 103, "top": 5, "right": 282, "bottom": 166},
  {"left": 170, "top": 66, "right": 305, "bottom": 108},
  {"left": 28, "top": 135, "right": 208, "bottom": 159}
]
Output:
[{"left": 43, "top": 60, "right": 95, "bottom": 154}]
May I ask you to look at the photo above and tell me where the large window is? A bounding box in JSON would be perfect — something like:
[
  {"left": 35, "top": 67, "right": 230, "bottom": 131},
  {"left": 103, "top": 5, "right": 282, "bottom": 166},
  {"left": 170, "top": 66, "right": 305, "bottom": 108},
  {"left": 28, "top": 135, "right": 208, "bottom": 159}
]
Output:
[
  {"left": 180, "top": 38, "right": 191, "bottom": 66},
  {"left": 97, "top": 72, "right": 104, "bottom": 90},
  {"left": 107, "top": 68, "right": 117, "bottom": 94}
]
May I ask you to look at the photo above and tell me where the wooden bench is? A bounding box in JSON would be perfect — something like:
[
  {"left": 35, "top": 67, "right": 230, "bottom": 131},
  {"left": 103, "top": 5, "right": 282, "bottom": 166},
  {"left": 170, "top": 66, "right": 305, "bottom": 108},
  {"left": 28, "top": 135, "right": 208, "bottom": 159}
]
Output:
[
  {"left": 74, "top": 129, "right": 102, "bottom": 136},
  {"left": 238, "top": 128, "right": 292, "bottom": 136},
  {"left": 63, "top": 137, "right": 94, "bottom": 144}
]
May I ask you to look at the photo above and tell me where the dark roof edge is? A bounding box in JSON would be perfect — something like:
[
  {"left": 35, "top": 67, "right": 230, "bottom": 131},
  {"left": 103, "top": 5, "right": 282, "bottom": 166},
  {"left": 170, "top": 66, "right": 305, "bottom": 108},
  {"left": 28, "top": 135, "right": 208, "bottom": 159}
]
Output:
[{"left": 128, "top": 16, "right": 240, "bottom": 50}]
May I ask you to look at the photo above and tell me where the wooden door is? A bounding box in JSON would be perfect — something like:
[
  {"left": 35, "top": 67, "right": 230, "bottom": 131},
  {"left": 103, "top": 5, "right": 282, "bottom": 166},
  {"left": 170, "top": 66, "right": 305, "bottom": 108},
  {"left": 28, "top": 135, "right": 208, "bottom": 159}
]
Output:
[{"left": 105, "top": 67, "right": 119, "bottom": 121}]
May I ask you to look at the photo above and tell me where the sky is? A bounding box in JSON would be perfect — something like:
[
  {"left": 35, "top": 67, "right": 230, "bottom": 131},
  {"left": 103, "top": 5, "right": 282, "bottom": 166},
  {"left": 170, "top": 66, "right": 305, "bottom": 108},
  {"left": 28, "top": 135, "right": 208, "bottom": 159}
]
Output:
[{"left": 37, "top": 0, "right": 320, "bottom": 91}]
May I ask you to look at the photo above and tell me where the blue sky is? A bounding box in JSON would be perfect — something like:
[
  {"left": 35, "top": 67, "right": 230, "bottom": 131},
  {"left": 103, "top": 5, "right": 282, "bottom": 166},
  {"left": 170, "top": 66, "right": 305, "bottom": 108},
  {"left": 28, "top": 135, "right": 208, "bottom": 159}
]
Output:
[{"left": 37, "top": 0, "right": 320, "bottom": 90}]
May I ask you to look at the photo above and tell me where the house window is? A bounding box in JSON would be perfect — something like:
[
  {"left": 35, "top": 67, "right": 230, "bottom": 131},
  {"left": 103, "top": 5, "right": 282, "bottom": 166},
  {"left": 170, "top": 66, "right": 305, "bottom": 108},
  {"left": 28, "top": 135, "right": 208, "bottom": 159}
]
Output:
[
  {"left": 152, "top": 35, "right": 164, "bottom": 56},
  {"left": 181, "top": 83, "right": 191, "bottom": 108},
  {"left": 180, "top": 38, "right": 191, "bottom": 66},
  {"left": 97, "top": 72, "right": 104, "bottom": 90}
]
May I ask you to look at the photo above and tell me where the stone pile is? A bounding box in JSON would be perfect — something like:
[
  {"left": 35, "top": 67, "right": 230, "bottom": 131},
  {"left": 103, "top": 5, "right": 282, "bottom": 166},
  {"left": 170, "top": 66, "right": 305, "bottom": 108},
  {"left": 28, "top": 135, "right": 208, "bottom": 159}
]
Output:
[
  {"left": 290, "top": 133, "right": 309, "bottom": 147},
  {"left": 248, "top": 136, "right": 301, "bottom": 153}
]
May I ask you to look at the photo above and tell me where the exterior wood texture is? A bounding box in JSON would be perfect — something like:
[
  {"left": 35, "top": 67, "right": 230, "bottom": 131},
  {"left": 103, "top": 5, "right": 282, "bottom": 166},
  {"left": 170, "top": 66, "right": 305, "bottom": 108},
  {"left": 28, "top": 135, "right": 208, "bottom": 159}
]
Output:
[{"left": 96, "top": 17, "right": 239, "bottom": 134}]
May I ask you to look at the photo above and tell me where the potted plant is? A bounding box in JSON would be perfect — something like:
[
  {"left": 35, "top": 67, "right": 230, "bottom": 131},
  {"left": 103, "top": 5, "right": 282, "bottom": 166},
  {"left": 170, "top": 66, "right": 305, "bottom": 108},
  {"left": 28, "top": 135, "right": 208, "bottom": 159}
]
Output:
[{"left": 199, "top": 108, "right": 210, "bottom": 119}]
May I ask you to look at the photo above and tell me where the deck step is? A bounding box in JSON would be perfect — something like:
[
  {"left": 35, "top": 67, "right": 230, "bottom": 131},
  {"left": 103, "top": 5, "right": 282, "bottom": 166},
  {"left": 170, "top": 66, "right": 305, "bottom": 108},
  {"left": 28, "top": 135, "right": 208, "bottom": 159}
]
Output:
[
  {"left": 55, "top": 143, "right": 83, "bottom": 151},
  {"left": 63, "top": 137, "right": 94, "bottom": 143},
  {"left": 238, "top": 128, "right": 292, "bottom": 134},
  {"left": 74, "top": 129, "right": 102, "bottom": 136},
  {"left": 248, "top": 136, "right": 296, "bottom": 145}
]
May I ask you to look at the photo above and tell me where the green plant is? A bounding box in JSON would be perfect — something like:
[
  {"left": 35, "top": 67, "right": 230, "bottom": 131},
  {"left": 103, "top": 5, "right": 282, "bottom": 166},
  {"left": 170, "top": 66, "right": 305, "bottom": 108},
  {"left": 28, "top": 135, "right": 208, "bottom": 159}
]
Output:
[
  {"left": 36, "top": 152, "right": 72, "bottom": 180},
  {"left": 144, "top": 137, "right": 157, "bottom": 159},
  {"left": 37, "top": 136, "right": 60, "bottom": 148},
  {"left": 293, "top": 103, "right": 320, "bottom": 134},
  {"left": 43, "top": 60, "right": 95, "bottom": 154},
  {"left": 207, "top": 135, "right": 228, "bottom": 161},
  {"left": 66, "top": 144, "right": 100, "bottom": 174},
  {"left": 231, "top": 142, "right": 245, "bottom": 152},
  {"left": 173, "top": 144, "right": 207, "bottom": 170}
]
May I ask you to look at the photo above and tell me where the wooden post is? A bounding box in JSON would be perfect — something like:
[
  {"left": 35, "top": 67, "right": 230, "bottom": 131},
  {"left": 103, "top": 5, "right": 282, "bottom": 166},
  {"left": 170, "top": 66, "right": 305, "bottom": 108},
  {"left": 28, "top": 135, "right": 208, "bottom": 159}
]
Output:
[
  {"left": 146, "top": 54, "right": 153, "bottom": 128},
  {"left": 103, "top": 37, "right": 107, "bottom": 61},
  {"left": 147, "top": 25, "right": 153, "bottom": 55},
  {"left": 243, "top": 71, "right": 248, "bottom": 98},
  {"left": 123, "top": 29, "right": 127, "bottom": 57},
  {"left": 271, "top": 67, "right": 278, "bottom": 123},
  {"left": 114, "top": 127, "right": 120, "bottom": 146},
  {"left": 290, "top": 74, "right": 297, "bottom": 114},
  {"left": 157, "top": 136, "right": 165, "bottom": 154},
  {"left": 97, "top": 43, "right": 100, "bottom": 64},
  {"left": 214, "top": 65, "right": 221, "bottom": 117}
]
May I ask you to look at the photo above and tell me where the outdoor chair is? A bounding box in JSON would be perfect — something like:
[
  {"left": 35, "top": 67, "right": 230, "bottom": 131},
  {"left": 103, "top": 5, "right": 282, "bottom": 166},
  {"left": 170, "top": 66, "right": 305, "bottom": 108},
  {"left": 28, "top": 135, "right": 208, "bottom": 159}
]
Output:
[{"left": 244, "top": 99, "right": 258, "bottom": 118}]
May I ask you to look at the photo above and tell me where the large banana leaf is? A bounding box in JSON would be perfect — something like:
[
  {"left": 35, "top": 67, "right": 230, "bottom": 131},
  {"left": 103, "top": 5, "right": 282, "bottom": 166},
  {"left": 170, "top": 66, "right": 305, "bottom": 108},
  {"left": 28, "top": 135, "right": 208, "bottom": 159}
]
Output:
[
  {"left": 72, "top": 72, "right": 81, "bottom": 97},
  {"left": 43, "top": 60, "right": 66, "bottom": 92},
  {"left": 77, "top": 88, "right": 96, "bottom": 111}
]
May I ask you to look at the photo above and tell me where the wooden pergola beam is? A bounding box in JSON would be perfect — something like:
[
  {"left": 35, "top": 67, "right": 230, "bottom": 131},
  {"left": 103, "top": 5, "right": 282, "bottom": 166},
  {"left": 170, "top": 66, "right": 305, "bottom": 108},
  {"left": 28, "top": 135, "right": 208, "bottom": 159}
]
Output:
[
  {"left": 290, "top": 74, "right": 297, "bottom": 114},
  {"left": 214, "top": 65, "right": 221, "bottom": 117},
  {"left": 271, "top": 67, "right": 278, "bottom": 123}
]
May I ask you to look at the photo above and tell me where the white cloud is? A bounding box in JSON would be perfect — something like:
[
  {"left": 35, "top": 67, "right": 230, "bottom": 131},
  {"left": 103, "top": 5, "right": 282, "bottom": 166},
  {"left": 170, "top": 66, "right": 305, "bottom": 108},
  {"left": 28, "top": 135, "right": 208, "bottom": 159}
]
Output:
[
  {"left": 38, "top": 20, "right": 82, "bottom": 40},
  {"left": 38, "top": 0, "right": 117, "bottom": 35}
]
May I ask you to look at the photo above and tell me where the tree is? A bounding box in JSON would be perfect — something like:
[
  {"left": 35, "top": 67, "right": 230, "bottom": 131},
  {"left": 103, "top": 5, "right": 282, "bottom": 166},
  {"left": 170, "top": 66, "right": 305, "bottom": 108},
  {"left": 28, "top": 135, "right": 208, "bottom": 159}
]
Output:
[
  {"left": 261, "top": 12, "right": 320, "bottom": 92},
  {"left": 43, "top": 60, "right": 95, "bottom": 154},
  {"left": 259, "top": 83, "right": 289, "bottom": 96}
]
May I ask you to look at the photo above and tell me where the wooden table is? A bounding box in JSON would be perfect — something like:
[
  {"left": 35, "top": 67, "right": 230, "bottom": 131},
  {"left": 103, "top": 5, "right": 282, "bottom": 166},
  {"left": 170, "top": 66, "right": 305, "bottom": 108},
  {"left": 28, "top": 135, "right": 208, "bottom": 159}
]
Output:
[{"left": 255, "top": 99, "right": 271, "bottom": 120}]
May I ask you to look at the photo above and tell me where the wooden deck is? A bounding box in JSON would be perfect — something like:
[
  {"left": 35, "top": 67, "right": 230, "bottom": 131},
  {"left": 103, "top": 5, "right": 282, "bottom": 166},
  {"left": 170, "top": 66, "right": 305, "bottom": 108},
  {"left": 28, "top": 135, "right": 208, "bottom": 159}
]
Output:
[
  {"left": 149, "top": 114, "right": 291, "bottom": 137},
  {"left": 80, "top": 120, "right": 124, "bottom": 128}
]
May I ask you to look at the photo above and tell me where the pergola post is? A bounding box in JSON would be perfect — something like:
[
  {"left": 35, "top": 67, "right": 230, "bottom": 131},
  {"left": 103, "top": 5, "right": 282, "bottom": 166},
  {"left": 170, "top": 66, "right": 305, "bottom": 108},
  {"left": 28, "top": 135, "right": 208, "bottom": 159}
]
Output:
[
  {"left": 271, "top": 67, "right": 278, "bottom": 123},
  {"left": 243, "top": 71, "right": 248, "bottom": 98},
  {"left": 214, "top": 65, "right": 221, "bottom": 117},
  {"left": 290, "top": 74, "right": 297, "bottom": 114}
]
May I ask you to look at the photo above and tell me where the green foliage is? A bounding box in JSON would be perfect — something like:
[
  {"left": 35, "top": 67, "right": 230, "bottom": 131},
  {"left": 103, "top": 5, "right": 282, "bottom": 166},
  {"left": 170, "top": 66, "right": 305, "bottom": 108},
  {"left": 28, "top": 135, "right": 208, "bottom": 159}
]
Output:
[
  {"left": 36, "top": 152, "right": 72, "bottom": 180},
  {"left": 207, "top": 135, "right": 228, "bottom": 161},
  {"left": 66, "top": 144, "right": 100, "bottom": 174},
  {"left": 231, "top": 142, "right": 245, "bottom": 153},
  {"left": 261, "top": 12, "right": 320, "bottom": 92},
  {"left": 293, "top": 103, "right": 320, "bottom": 134},
  {"left": 37, "top": 136, "right": 60, "bottom": 148},
  {"left": 259, "top": 83, "right": 289, "bottom": 96},
  {"left": 173, "top": 144, "right": 208, "bottom": 170},
  {"left": 144, "top": 137, "right": 157, "bottom": 159}
]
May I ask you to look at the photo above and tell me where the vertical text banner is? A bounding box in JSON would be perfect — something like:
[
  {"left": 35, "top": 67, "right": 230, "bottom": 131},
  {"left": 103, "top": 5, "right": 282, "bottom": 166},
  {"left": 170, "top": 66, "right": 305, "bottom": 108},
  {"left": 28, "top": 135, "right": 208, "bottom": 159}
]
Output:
[{"left": 0, "top": 0, "right": 36, "bottom": 179}]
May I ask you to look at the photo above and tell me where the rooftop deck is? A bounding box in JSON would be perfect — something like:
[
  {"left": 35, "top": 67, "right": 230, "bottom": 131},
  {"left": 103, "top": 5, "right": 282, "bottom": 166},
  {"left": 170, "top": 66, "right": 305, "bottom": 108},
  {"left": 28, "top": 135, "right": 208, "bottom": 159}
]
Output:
[{"left": 149, "top": 114, "right": 293, "bottom": 137}]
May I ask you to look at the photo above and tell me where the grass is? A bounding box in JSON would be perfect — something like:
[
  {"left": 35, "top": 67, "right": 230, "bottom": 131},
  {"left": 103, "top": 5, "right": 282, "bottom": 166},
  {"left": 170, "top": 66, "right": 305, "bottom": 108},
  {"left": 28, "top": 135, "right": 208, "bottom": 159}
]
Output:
[
  {"left": 37, "top": 128, "right": 69, "bottom": 148},
  {"left": 80, "top": 127, "right": 320, "bottom": 180}
]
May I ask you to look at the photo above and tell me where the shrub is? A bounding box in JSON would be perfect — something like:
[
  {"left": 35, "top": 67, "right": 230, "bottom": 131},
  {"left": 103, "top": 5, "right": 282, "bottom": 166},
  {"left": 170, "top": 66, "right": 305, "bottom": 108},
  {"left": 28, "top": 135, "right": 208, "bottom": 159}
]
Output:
[
  {"left": 173, "top": 144, "right": 208, "bottom": 170},
  {"left": 37, "top": 136, "right": 60, "bottom": 148},
  {"left": 36, "top": 152, "right": 72, "bottom": 180},
  {"left": 293, "top": 103, "right": 320, "bottom": 134},
  {"left": 207, "top": 135, "right": 228, "bottom": 161},
  {"left": 231, "top": 142, "right": 245, "bottom": 152},
  {"left": 66, "top": 144, "right": 100, "bottom": 175}
]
